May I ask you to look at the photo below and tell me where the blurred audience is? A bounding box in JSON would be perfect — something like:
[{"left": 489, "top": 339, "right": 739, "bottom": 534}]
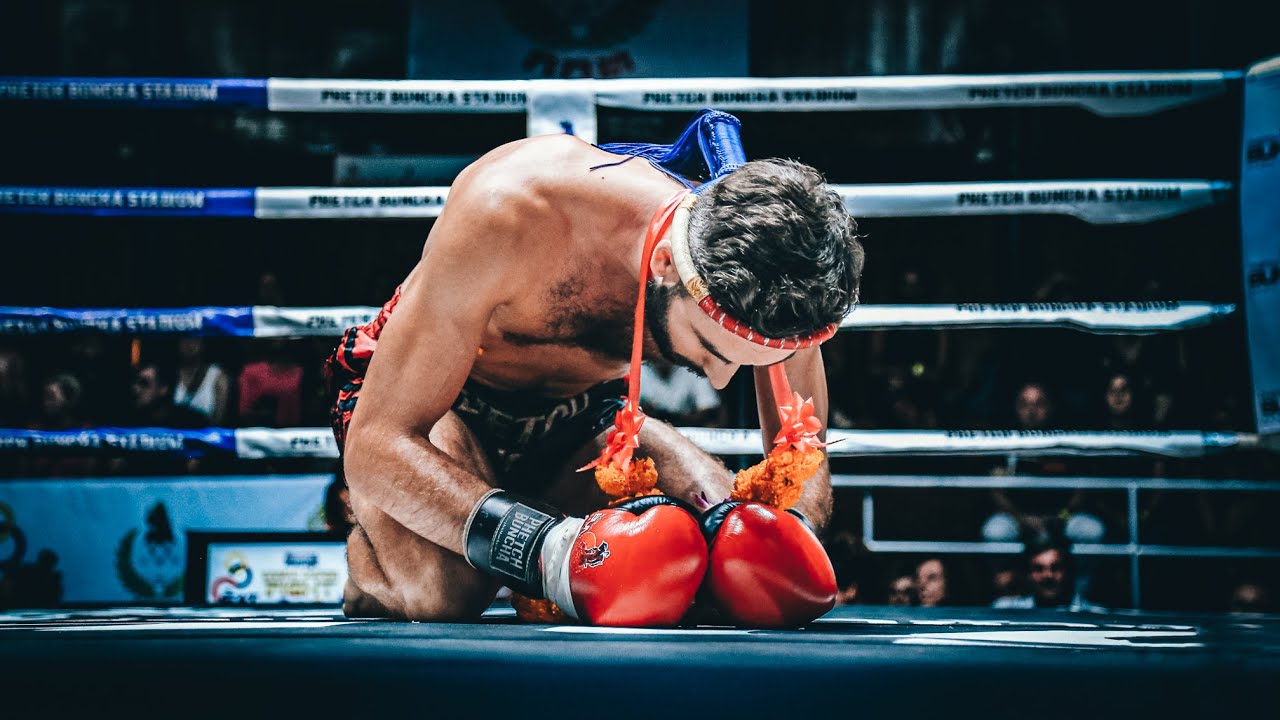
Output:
[
  {"left": 1099, "top": 372, "right": 1143, "bottom": 430},
  {"left": 993, "top": 536, "right": 1104, "bottom": 612},
  {"left": 127, "top": 361, "right": 205, "bottom": 428},
  {"left": 174, "top": 337, "right": 231, "bottom": 425},
  {"left": 1227, "top": 581, "right": 1275, "bottom": 615},
  {"left": 915, "top": 557, "right": 957, "bottom": 607},
  {"left": 639, "top": 361, "right": 723, "bottom": 427},
  {"left": 0, "top": 549, "right": 63, "bottom": 610},
  {"left": 30, "top": 374, "right": 85, "bottom": 431},
  {"left": 827, "top": 529, "right": 873, "bottom": 606},
  {"left": 886, "top": 573, "right": 918, "bottom": 607},
  {"left": 21, "top": 373, "right": 96, "bottom": 476},
  {"left": 238, "top": 339, "right": 303, "bottom": 427},
  {"left": 0, "top": 349, "right": 29, "bottom": 426},
  {"left": 984, "top": 381, "right": 1107, "bottom": 552}
]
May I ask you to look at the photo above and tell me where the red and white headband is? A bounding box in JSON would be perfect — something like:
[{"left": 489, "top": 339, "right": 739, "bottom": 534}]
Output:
[{"left": 669, "top": 194, "right": 839, "bottom": 351}]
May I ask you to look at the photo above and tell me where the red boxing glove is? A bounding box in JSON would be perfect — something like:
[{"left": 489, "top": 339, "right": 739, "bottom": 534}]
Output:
[
  {"left": 552, "top": 495, "right": 707, "bottom": 626},
  {"left": 466, "top": 492, "right": 706, "bottom": 627},
  {"left": 701, "top": 501, "right": 837, "bottom": 628}
]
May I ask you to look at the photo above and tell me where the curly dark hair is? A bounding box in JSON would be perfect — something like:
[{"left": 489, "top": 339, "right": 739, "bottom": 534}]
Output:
[{"left": 687, "top": 159, "right": 864, "bottom": 338}]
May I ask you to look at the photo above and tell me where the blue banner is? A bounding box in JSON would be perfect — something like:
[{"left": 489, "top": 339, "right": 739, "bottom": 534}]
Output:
[
  {"left": 0, "top": 186, "right": 255, "bottom": 216},
  {"left": 0, "top": 306, "right": 255, "bottom": 336},
  {"left": 0, "top": 77, "right": 266, "bottom": 108},
  {"left": 0, "top": 428, "right": 236, "bottom": 457}
]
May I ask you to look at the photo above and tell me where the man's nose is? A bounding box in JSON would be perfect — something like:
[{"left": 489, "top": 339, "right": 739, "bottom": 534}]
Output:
[{"left": 707, "top": 362, "right": 739, "bottom": 390}]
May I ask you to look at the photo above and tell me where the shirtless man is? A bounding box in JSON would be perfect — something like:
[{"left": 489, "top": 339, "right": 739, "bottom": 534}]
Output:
[{"left": 326, "top": 129, "right": 864, "bottom": 624}]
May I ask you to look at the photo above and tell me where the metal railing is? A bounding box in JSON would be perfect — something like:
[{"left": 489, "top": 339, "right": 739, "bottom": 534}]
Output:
[{"left": 836, "top": 474, "right": 1280, "bottom": 608}]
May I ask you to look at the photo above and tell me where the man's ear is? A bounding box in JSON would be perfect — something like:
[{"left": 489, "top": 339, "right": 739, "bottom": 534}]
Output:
[{"left": 650, "top": 240, "right": 676, "bottom": 281}]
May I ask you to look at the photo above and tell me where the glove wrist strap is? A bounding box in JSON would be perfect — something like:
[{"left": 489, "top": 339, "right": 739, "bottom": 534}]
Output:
[{"left": 464, "top": 489, "right": 560, "bottom": 597}]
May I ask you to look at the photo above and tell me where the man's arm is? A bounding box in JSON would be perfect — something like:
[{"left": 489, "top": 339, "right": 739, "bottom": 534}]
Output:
[
  {"left": 752, "top": 347, "right": 833, "bottom": 532},
  {"left": 342, "top": 171, "right": 522, "bottom": 557}
]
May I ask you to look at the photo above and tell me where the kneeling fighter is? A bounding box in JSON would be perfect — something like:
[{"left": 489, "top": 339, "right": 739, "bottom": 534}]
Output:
[{"left": 326, "top": 128, "right": 864, "bottom": 626}]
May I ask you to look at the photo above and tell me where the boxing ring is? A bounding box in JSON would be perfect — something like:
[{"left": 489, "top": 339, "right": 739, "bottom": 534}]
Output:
[
  {"left": 2, "top": 64, "right": 1279, "bottom": 713},
  {"left": 1, "top": 605, "right": 1277, "bottom": 716}
]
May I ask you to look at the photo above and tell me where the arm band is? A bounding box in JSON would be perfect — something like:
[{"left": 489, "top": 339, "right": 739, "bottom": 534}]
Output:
[{"left": 463, "top": 489, "right": 561, "bottom": 598}]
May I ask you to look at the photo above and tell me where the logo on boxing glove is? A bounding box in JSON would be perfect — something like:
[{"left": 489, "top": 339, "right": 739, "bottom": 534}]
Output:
[{"left": 577, "top": 532, "right": 610, "bottom": 568}]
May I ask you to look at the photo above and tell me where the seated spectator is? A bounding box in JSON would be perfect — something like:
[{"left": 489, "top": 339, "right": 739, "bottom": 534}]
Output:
[
  {"left": 0, "top": 549, "right": 62, "bottom": 609},
  {"left": 990, "top": 560, "right": 1027, "bottom": 605},
  {"left": 238, "top": 339, "right": 303, "bottom": 427},
  {"left": 866, "top": 267, "right": 948, "bottom": 429},
  {"left": 868, "top": 267, "right": 949, "bottom": 383},
  {"left": 639, "top": 361, "right": 722, "bottom": 427},
  {"left": 22, "top": 373, "right": 96, "bottom": 477},
  {"left": 886, "top": 573, "right": 918, "bottom": 607},
  {"left": 1227, "top": 581, "right": 1274, "bottom": 615},
  {"left": 992, "top": 536, "right": 1104, "bottom": 612},
  {"left": 126, "top": 362, "right": 206, "bottom": 428},
  {"left": 30, "top": 374, "right": 84, "bottom": 431},
  {"left": 0, "top": 348, "right": 28, "bottom": 426},
  {"left": 1098, "top": 372, "right": 1148, "bottom": 430},
  {"left": 1014, "top": 380, "right": 1053, "bottom": 431},
  {"left": 256, "top": 270, "right": 286, "bottom": 306},
  {"left": 1097, "top": 310, "right": 1184, "bottom": 428},
  {"left": 870, "top": 367, "right": 938, "bottom": 429},
  {"left": 64, "top": 332, "right": 127, "bottom": 425},
  {"left": 826, "top": 530, "right": 872, "bottom": 606},
  {"left": 174, "top": 337, "right": 230, "bottom": 425},
  {"left": 984, "top": 381, "right": 1106, "bottom": 549},
  {"left": 915, "top": 557, "right": 957, "bottom": 607}
]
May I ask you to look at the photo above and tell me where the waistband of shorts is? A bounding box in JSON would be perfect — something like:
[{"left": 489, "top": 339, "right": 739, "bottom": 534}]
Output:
[{"left": 457, "top": 377, "right": 626, "bottom": 419}]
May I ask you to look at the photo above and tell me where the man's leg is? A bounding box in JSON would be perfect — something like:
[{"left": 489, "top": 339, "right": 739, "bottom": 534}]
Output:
[{"left": 343, "top": 410, "right": 503, "bottom": 620}]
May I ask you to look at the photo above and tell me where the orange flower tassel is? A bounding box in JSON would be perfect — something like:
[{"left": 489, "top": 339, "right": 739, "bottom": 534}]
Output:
[
  {"left": 511, "top": 594, "right": 573, "bottom": 624},
  {"left": 730, "top": 365, "right": 829, "bottom": 510},
  {"left": 578, "top": 398, "right": 660, "bottom": 499}
]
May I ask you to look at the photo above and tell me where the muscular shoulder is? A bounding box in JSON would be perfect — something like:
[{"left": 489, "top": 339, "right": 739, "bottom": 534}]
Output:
[
  {"left": 417, "top": 136, "right": 600, "bottom": 299},
  {"left": 450, "top": 134, "right": 600, "bottom": 228}
]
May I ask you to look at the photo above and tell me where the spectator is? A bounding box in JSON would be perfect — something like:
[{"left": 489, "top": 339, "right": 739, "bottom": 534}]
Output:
[
  {"left": 127, "top": 361, "right": 206, "bottom": 428},
  {"left": 1227, "top": 581, "right": 1274, "bottom": 614},
  {"left": 867, "top": 267, "right": 947, "bottom": 429},
  {"left": 871, "top": 368, "right": 938, "bottom": 429},
  {"left": 173, "top": 337, "right": 231, "bottom": 425},
  {"left": 868, "top": 268, "right": 949, "bottom": 384},
  {"left": 0, "top": 349, "right": 28, "bottom": 426},
  {"left": 1014, "top": 380, "right": 1053, "bottom": 430},
  {"left": 886, "top": 574, "right": 918, "bottom": 607},
  {"left": 64, "top": 333, "right": 131, "bottom": 425},
  {"left": 826, "top": 530, "right": 871, "bottom": 606},
  {"left": 22, "top": 374, "right": 96, "bottom": 477},
  {"left": 915, "top": 557, "right": 953, "bottom": 607},
  {"left": 0, "top": 549, "right": 63, "bottom": 609},
  {"left": 256, "top": 270, "right": 286, "bottom": 306},
  {"left": 31, "top": 374, "right": 84, "bottom": 431},
  {"left": 238, "top": 339, "right": 303, "bottom": 427},
  {"left": 639, "top": 361, "right": 722, "bottom": 427},
  {"left": 984, "top": 381, "right": 1106, "bottom": 550},
  {"left": 1097, "top": 336, "right": 1183, "bottom": 428},
  {"left": 1099, "top": 372, "right": 1147, "bottom": 430},
  {"left": 993, "top": 537, "right": 1104, "bottom": 612},
  {"left": 990, "top": 561, "right": 1026, "bottom": 605}
]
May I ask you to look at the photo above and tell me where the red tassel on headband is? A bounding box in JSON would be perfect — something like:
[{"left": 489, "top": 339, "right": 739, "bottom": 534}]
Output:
[{"left": 578, "top": 190, "right": 689, "bottom": 499}]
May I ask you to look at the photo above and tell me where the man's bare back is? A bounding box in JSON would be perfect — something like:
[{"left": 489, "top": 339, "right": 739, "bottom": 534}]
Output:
[{"left": 425, "top": 134, "right": 685, "bottom": 396}]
